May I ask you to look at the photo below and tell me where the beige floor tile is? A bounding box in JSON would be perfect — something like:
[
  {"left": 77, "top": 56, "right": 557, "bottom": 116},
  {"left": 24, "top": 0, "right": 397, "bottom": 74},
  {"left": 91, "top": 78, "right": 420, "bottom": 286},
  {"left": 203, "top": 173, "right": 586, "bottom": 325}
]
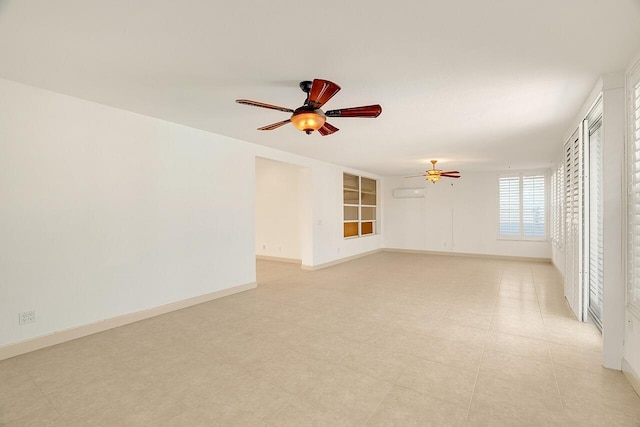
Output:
[
  {"left": 301, "top": 365, "right": 393, "bottom": 423},
  {"left": 541, "top": 314, "right": 586, "bottom": 330},
  {"left": 158, "top": 406, "right": 266, "bottom": 427},
  {"left": 7, "top": 405, "right": 66, "bottom": 427},
  {"left": 396, "top": 358, "right": 477, "bottom": 408},
  {"left": 544, "top": 324, "right": 602, "bottom": 351},
  {"left": 328, "top": 314, "right": 383, "bottom": 342},
  {"left": 466, "top": 399, "right": 568, "bottom": 426},
  {"left": 292, "top": 332, "right": 358, "bottom": 364},
  {"left": 45, "top": 368, "right": 149, "bottom": 422},
  {"left": 493, "top": 297, "right": 542, "bottom": 314},
  {"left": 485, "top": 331, "right": 551, "bottom": 362},
  {"left": 0, "top": 372, "right": 58, "bottom": 424},
  {"left": 200, "top": 332, "right": 289, "bottom": 368},
  {"left": 539, "top": 302, "right": 576, "bottom": 318},
  {"left": 497, "top": 288, "right": 539, "bottom": 302},
  {"left": 337, "top": 340, "right": 419, "bottom": 383},
  {"left": 428, "top": 322, "right": 489, "bottom": 346},
  {"left": 264, "top": 395, "right": 357, "bottom": 427},
  {"left": 560, "top": 405, "right": 640, "bottom": 427},
  {"left": 229, "top": 314, "right": 318, "bottom": 348},
  {"left": 365, "top": 385, "right": 467, "bottom": 426},
  {"left": 413, "top": 336, "right": 485, "bottom": 370},
  {"left": 548, "top": 342, "right": 603, "bottom": 373},
  {"left": 67, "top": 382, "right": 190, "bottom": 427},
  {"left": 0, "top": 358, "right": 25, "bottom": 383},
  {"left": 450, "top": 299, "right": 497, "bottom": 316},
  {"left": 471, "top": 373, "right": 564, "bottom": 417},
  {"left": 489, "top": 316, "right": 548, "bottom": 341},
  {"left": 196, "top": 373, "right": 293, "bottom": 420},
  {"left": 478, "top": 349, "right": 556, "bottom": 386},
  {"left": 498, "top": 281, "right": 537, "bottom": 294},
  {"left": 248, "top": 350, "right": 335, "bottom": 395},
  {"left": 555, "top": 366, "right": 640, "bottom": 417},
  {"left": 440, "top": 309, "right": 493, "bottom": 330}
]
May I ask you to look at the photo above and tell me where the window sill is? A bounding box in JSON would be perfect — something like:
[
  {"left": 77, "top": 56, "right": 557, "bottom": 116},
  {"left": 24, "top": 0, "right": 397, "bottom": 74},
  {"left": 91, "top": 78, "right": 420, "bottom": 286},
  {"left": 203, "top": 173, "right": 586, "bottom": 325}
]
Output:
[{"left": 497, "top": 237, "right": 548, "bottom": 242}]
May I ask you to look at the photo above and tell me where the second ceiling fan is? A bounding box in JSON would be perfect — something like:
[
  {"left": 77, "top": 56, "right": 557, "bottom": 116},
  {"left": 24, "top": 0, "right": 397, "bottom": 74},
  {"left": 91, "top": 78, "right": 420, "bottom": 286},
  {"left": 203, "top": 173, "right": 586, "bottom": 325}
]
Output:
[
  {"left": 236, "top": 79, "right": 382, "bottom": 136},
  {"left": 406, "top": 160, "right": 461, "bottom": 183}
]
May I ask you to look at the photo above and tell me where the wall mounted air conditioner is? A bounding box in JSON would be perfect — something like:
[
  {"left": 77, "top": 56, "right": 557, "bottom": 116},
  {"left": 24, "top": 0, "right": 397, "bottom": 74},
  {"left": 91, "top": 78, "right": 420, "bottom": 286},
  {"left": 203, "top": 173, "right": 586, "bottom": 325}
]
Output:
[{"left": 393, "top": 188, "right": 425, "bottom": 198}]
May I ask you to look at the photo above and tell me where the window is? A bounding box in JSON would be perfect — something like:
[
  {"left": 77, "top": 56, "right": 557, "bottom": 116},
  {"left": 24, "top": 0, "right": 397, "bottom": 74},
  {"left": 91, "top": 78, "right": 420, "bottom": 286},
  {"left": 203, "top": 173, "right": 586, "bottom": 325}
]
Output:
[
  {"left": 343, "top": 173, "right": 377, "bottom": 238},
  {"left": 499, "top": 174, "right": 546, "bottom": 240},
  {"left": 627, "top": 61, "right": 640, "bottom": 313}
]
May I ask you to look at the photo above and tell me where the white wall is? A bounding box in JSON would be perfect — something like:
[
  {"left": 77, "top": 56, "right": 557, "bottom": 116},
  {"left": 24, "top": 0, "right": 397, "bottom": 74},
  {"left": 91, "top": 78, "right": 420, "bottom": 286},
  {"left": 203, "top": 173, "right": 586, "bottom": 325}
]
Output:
[
  {"left": 383, "top": 172, "right": 551, "bottom": 259},
  {"left": 0, "top": 78, "right": 383, "bottom": 349},
  {"left": 0, "top": 78, "right": 256, "bottom": 347},
  {"left": 255, "top": 157, "right": 304, "bottom": 261}
]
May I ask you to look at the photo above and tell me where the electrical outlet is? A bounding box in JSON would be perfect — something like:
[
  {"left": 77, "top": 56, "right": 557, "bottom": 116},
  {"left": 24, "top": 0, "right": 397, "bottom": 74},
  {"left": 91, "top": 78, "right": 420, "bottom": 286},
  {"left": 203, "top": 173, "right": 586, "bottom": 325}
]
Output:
[{"left": 18, "top": 310, "right": 35, "bottom": 325}]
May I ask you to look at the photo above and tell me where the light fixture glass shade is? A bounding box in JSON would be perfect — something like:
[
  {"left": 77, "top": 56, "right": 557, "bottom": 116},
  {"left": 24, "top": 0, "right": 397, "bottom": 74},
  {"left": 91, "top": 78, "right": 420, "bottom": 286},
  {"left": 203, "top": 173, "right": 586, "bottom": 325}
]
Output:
[
  {"left": 426, "top": 174, "right": 441, "bottom": 183},
  {"left": 291, "top": 111, "right": 326, "bottom": 132}
]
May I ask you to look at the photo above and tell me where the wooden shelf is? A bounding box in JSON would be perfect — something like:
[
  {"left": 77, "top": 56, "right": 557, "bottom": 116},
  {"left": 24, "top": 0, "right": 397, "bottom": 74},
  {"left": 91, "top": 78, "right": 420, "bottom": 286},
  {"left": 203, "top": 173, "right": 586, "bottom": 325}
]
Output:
[{"left": 343, "top": 173, "right": 378, "bottom": 238}]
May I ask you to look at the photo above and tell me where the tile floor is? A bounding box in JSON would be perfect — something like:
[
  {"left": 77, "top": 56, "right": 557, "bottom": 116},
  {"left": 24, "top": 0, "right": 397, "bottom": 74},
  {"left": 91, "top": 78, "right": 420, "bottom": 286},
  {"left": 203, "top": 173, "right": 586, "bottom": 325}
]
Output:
[{"left": 1, "top": 252, "right": 640, "bottom": 426}]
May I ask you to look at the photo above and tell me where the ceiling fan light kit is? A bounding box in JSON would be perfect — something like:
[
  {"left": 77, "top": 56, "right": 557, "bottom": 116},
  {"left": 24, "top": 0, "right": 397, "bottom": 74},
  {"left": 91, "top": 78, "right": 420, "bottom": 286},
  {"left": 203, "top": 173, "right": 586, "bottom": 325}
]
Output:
[
  {"left": 236, "top": 79, "right": 382, "bottom": 136},
  {"left": 290, "top": 107, "right": 326, "bottom": 134}
]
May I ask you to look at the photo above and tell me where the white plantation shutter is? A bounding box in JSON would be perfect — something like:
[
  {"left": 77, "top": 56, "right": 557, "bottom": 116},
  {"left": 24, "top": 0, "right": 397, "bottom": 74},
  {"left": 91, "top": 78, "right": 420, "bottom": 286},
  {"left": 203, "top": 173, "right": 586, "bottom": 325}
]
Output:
[
  {"left": 587, "top": 103, "right": 603, "bottom": 328},
  {"left": 499, "top": 177, "right": 520, "bottom": 237},
  {"left": 499, "top": 174, "right": 546, "bottom": 240},
  {"left": 559, "top": 164, "right": 565, "bottom": 248},
  {"left": 564, "top": 129, "right": 582, "bottom": 318},
  {"left": 551, "top": 171, "right": 558, "bottom": 245},
  {"left": 522, "top": 175, "right": 545, "bottom": 238},
  {"left": 628, "top": 63, "right": 640, "bottom": 311}
]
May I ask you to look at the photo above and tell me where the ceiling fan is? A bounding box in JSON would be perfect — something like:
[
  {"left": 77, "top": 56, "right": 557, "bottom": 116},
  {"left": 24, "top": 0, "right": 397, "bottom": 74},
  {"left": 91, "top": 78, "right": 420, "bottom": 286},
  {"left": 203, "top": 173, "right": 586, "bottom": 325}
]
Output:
[
  {"left": 406, "top": 160, "right": 461, "bottom": 183},
  {"left": 236, "top": 79, "right": 382, "bottom": 136}
]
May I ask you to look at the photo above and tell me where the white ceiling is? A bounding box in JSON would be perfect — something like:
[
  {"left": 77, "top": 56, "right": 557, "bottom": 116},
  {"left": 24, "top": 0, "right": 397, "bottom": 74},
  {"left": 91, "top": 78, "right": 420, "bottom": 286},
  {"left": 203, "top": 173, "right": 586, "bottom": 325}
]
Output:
[{"left": 1, "top": 0, "right": 639, "bottom": 175}]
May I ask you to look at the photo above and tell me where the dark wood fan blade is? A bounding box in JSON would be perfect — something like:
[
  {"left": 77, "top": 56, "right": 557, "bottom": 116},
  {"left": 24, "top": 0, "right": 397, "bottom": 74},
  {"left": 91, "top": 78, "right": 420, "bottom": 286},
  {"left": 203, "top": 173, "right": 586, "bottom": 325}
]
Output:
[
  {"left": 257, "top": 119, "right": 291, "bottom": 131},
  {"left": 307, "top": 79, "right": 341, "bottom": 109},
  {"left": 236, "top": 99, "right": 294, "bottom": 113},
  {"left": 440, "top": 170, "right": 460, "bottom": 174},
  {"left": 318, "top": 122, "right": 339, "bottom": 136},
  {"left": 405, "top": 174, "right": 428, "bottom": 178},
  {"left": 440, "top": 174, "right": 461, "bottom": 178},
  {"left": 325, "top": 105, "right": 382, "bottom": 118}
]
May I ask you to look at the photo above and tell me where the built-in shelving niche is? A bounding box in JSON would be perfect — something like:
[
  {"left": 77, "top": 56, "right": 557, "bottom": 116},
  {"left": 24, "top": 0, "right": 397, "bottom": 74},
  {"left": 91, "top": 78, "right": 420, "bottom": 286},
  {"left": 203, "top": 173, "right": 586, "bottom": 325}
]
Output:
[{"left": 343, "top": 173, "right": 377, "bottom": 238}]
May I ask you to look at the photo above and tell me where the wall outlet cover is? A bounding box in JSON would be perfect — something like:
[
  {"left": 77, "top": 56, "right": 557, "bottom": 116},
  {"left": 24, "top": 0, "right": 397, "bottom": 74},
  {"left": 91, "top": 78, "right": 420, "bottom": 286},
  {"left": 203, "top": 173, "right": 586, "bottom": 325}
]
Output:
[{"left": 18, "top": 310, "right": 35, "bottom": 325}]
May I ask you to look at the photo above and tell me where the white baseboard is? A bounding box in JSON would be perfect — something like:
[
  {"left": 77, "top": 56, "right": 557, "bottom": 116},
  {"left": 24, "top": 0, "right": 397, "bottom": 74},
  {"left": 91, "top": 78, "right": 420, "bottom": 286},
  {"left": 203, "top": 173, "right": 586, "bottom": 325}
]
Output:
[
  {"left": 622, "top": 358, "right": 640, "bottom": 397},
  {"left": 383, "top": 248, "right": 552, "bottom": 263},
  {"left": 0, "top": 281, "right": 256, "bottom": 361},
  {"left": 256, "top": 255, "right": 301, "bottom": 264},
  {"left": 301, "top": 249, "right": 383, "bottom": 271}
]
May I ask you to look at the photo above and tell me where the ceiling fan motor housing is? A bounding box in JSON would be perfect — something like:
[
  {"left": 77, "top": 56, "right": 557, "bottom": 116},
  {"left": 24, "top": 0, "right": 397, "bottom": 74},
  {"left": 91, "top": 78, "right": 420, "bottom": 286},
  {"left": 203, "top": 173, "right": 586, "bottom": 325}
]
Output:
[{"left": 299, "top": 80, "right": 313, "bottom": 94}]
